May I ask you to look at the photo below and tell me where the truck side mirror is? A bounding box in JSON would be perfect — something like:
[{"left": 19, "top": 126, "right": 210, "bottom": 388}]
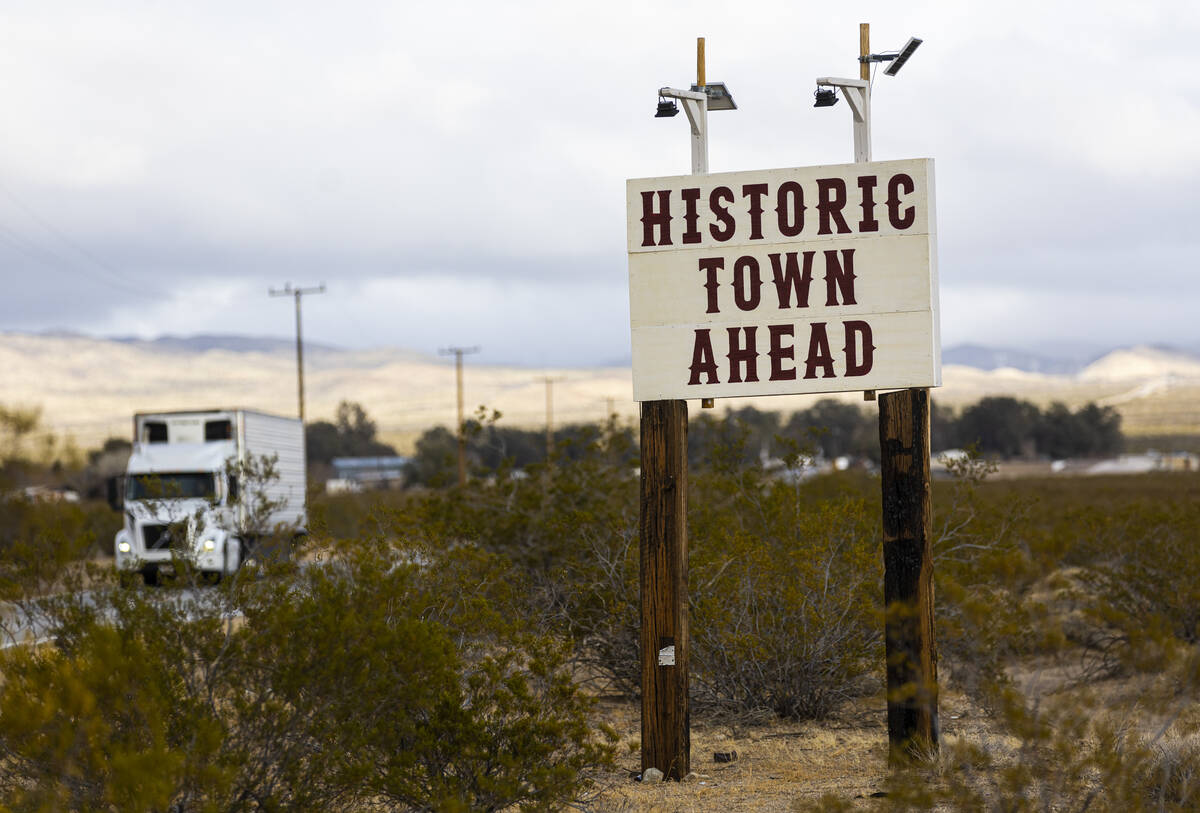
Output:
[{"left": 106, "top": 476, "right": 124, "bottom": 512}]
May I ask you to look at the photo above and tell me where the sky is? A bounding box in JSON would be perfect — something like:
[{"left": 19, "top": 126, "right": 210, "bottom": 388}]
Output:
[{"left": 0, "top": 0, "right": 1197, "bottom": 366}]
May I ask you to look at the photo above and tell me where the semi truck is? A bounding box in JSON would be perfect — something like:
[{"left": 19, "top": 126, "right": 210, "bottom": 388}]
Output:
[{"left": 111, "top": 409, "right": 307, "bottom": 584}]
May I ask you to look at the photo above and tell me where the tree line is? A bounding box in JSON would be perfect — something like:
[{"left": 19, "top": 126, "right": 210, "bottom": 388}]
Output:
[{"left": 383, "top": 396, "right": 1123, "bottom": 486}]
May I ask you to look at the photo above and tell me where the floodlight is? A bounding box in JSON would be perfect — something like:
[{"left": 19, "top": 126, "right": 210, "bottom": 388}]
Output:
[
  {"left": 883, "top": 37, "right": 922, "bottom": 76},
  {"left": 690, "top": 82, "right": 737, "bottom": 111},
  {"left": 813, "top": 87, "right": 839, "bottom": 108},
  {"left": 655, "top": 97, "right": 679, "bottom": 118}
]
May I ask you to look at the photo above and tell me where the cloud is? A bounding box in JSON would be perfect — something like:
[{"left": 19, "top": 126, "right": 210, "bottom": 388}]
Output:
[{"left": 0, "top": 0, "right": 1197, "bottom": 363}]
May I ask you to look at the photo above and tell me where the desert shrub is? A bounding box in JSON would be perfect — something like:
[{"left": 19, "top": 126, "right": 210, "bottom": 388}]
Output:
[
  {"left": 690, "top": 486, "right": 881, "bottom": 720},
  {"left": 1053, "top": 493, "right": 1200, "bottom": 679},
  {"left": 928, "top": 451, "right": 1048, "bottom": 701},
  {"left": 869, "top": 683, "right": 1200, "bottom": 812},
  {"left": 1137, "top": 734, "right": 1200, "bottom": 809},
  {"left": 368, "top": 413, "right": 891, "bottom": 720},
  {"left": 386, "top": 421, "right": 644, "bottom": 694},
  {"left": 686, "top": 426, "right": 882, "bottom": 721},
  {"left": 0, "top": 497, "right": 119, "bottom": 600},
  {"left": 0, "top": 542, "right": 615, "bottom": 811}
]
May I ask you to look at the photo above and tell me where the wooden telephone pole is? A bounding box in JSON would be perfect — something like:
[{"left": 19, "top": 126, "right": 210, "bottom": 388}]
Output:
[
  {"left": 638, "top": 36, "right": 714, "bottom": 783},
  {"left": 879, "top": 387, "right": 937, "bottom": 760},
  {"left": 639, "top": 398, "right": 689, "bottom": 779},
  {"left": 537, "top": 375, "right": 566, "bottom": 460},
  {"left": 269, "top": 283, "right": 325, "bottom": 423},
  {"left": 440, "top": 346, "right": 480, "bottom": 487},
  {"left": 857, "top": 22, "right": 939, "bottom": 761}
]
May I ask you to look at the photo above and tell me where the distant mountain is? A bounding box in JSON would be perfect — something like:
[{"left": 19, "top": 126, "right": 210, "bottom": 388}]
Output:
[
  {"left": 941, "top": 344, "right": 1100, "bottom": 375},
  {"left": 1079, "top": 345, "right": 1200, "bottom": 381},
  {"left": 106, "top": 333, "right": 343, "bottom": 355},
  {"left": 4, "top": 333, "right": 1200, "bottom": 450}
]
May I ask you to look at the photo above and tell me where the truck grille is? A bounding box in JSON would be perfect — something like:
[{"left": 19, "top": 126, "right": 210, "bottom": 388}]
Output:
[{"left": 141, "top": 524, "right": 173, "bottom": 550}]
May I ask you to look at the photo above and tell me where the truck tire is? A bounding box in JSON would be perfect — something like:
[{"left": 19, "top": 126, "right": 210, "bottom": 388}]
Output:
[{"left": 141, "top": 566, "right": 159, "bottom": 586}]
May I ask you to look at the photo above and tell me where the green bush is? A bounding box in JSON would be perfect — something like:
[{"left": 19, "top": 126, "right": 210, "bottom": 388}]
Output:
[
  {"left": 690, "top": 481, "right": 881, "bottom": 719},
  {"left": 687, "top": 424, "right": 882, "bottom": 720},
  {"left": 0, "top": 497, "right": 119, "bottom": 600},
  {"left": 871, "top": 686, "right": 1200, "bottom": 812},
  {"left": 0, "top": 542, "right": 615, "bottom": 811}
]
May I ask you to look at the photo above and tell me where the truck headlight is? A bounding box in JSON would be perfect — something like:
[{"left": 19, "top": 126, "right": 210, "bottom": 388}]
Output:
[
  {"left": 202, "top": 539, "right": 216, "bottom": 552},
  {"left": 118, "top": 541, "right": 131, "bottom": 553}
]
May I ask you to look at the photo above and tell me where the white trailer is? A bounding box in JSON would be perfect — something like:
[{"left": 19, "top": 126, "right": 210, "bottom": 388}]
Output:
[{"left": 112, "top": 409, "right": 306, "bottom": 584}]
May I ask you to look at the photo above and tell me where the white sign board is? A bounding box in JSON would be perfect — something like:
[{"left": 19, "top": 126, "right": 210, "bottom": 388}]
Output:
[{"left": 627, "top": 158, "right": 940, "bottom": 402}]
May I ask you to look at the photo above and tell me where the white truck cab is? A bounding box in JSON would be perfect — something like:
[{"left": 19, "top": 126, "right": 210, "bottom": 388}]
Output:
[{"left": 111, "top": 409, "right": 307, "bottom": 584}]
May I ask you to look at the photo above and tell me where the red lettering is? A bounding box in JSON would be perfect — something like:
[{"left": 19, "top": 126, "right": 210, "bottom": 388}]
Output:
[
  {"left": 709, "top": 186, "right": 735, "bottom": 241},
  {"left": 857, "top": 175, "right": 879, "bottom": 232},
  {"left": 733, "top": 256, "right": 761, "bottom": 312},
  {"left": 816, "top": 178, "right": 851, "bottom": 235},
  {"left": 887, "top": 173, "right": 916, "bottom": 229},
  {"left": 775, "top": 181, "right": 805, "bottom": 237},
  {"left": 843, "top": 320, "right": 874, "bottom": 376},
  {"left": 697, "top": 257, "right": 723, "bottom": 314},
  {"left": 688, "top": 329, "right": 719, "bottom": 385},
  {"left": 681, "top": 187, "right": 702, "bottom": 244},
  {"left": 803, "top": 323, "right": 836, "bottom": 379},
  {"left": 726, "top": 327, "right": 759, "bottom": 383},
  {"left": 640, "top": 189, "right": 672, "bottom": 246},
  {"left": 768, "top": 324, "right": 797, "bottom": 381},
  {"left": 770, "top": 251, "right": 814, "bottom": 309},
  {"left": 741, "top": 182, "right": 769, "bottom": 240},
  {"left": 823, "top": 249, "right": 857, "bottom": 306}
]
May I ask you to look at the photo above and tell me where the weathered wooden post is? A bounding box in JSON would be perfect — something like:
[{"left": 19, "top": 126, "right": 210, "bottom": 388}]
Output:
[
  {"left": 637, "top": 36, "right": 715, "bottom": 782},
  {"left": 879, "top": 387, "right": 938, "bottom": 760},
  {"left": 639, "top": 399, "right": 689, "bottom": 779},
  {"left": 822, "top": 22, "right": 939, "bottom": 760}
]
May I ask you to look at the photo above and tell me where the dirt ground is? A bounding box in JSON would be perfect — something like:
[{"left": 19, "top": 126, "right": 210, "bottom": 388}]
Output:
[
  {"left": 584, "top": 661, "right": 1200, "bottom": 812},
  {"left": 586, "top": 688, "right": 992, "bottom": 812}
]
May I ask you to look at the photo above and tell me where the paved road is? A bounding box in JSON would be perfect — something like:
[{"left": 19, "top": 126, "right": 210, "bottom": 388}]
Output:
[{"left": 1, "top": 585, "right": 240, "bottom": 650}]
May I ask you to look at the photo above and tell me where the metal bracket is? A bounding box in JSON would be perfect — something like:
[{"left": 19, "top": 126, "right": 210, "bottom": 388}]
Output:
[
  {"left": 659, "top": 86, "right": 708, "bottom": 173},
  {"left": 816, "top": 76, "right": 871, "bottom": 161}
]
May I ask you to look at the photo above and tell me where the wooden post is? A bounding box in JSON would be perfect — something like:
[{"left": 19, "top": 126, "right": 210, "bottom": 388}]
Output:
[
  {"left": 639, "top": 399, "right": 689, "bottom": 779},
  {"left": 858, "top": 23, "right": 877, "bottom": 403},
  {"left": 439, "top": 346, "right": 480, "bottom": 487},
  {"left": 878, "top": 387, "right": 938, "bottom": 762},
  {"left": 539, "top": 375, "right": 564, "bottom": 461},
  {"left": 860, "top": 22, "right": 870, "bottom": 81},
  {"left": 269, "top": 283, "right": 325, "bottom": 423}
]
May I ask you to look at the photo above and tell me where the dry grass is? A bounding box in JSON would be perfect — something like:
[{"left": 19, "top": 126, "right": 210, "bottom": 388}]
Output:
[{"left": 589, "top": 690, "right": 908, "bottom": 811}]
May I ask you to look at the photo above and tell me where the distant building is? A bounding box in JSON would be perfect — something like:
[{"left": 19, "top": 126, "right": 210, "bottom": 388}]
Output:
[
  {"left": 1087, "top": 451, "right": 1199, "bottom": 475},
  {"left": 328, "top": 456, "right": 409, "bottom": 490},
  {"left": 9, "top": 486, "right": 81, "bottom": 503}
]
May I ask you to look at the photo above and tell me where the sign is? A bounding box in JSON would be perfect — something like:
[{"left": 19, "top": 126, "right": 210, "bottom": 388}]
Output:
[{"left": 627, "top": 158, "right": 940, "bottom": 402}]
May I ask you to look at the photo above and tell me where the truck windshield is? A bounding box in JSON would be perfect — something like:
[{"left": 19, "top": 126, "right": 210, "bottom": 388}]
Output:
[{"left": 127, "top": 472, "right": 217, "bottom": 501}]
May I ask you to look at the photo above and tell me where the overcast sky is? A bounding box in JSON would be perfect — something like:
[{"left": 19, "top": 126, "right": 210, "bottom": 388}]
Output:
[{"left": 0, "top": 1, "right": 1197, "bottom": 366}]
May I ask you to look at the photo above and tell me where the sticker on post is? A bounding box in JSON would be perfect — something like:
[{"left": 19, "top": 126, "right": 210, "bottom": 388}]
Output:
[{"left": 657, "top": 645, "right": 676, "bottom": 666}]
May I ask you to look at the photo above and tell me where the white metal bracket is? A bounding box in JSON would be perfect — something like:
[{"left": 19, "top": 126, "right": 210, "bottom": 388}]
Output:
[
  {"left": 660, "top": 86, "right": 709, "bottom": 173},
  {"left": 816, "top": 77, "right": 872, "bottom": 163}
]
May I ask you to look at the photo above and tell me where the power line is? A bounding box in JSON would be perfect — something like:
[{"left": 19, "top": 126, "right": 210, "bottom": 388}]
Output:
[
  {"left": 269, "top": 283, "right": 326, "bottom": 423},
  {"left": 439, "top": 345, "right": 481, "bottom": 486},
  {"left": 536, "top": 375, "right": 566, "bottom": 460},
  {"left": 0, "top": 179, "right": 166, "bottom": 298}
]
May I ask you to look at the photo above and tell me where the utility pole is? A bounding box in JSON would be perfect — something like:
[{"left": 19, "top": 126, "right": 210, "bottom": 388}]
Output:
[
  {"left": 439, "top": 346, "right": 480, "bottom": 487},
  {"left": 818, "top": 23, "right": 937, "bottom": 762},
  {"left": 638, "top": 35, "right": 730, "bottom": 782},
  {"left": 537, "top": 375, "right": 565, "bottom": 460},
  {"left": 269, "top": 283, "right": 325, "bottom": 423}
]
